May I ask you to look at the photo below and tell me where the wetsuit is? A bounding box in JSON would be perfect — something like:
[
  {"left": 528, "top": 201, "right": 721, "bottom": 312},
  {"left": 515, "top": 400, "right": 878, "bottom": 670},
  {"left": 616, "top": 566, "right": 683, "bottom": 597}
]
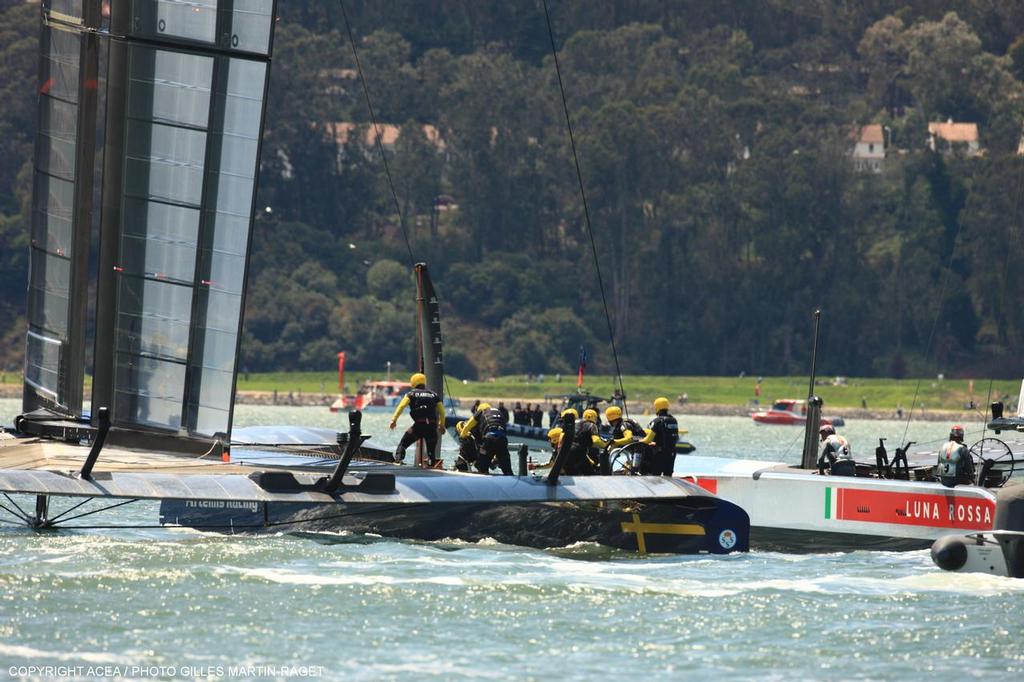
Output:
[
  {"left": 460, "top": 407, "right": 512, "bottom": 475},
  {"left": 565, "top": 419, "right": 603, "bottom": 475},
  {"left": 648, "top": 411, "right": 679, "bottom": 475},
  {"left": 392, "top": 387, "right": 444, "bottom": 465},
  {"left": 819, "top": 434, "right": 854, "bottom": 476},
  {"left": 610, "top": 418, "right": 654, "bottom": 474},
  {"left": 938, "top": 440, "right": 974, "bottom": 487}
]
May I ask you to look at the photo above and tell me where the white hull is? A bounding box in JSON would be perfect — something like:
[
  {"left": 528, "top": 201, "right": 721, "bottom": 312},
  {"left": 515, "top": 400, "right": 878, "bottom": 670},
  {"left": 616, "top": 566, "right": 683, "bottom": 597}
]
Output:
[{"left": 675, "top": 456, "right": 997, "bottom": 551}]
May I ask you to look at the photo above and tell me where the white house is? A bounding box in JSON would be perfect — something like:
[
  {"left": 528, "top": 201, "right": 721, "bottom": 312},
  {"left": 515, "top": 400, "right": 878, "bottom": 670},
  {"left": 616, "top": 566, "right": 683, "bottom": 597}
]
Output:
[
  {"left": 928, "top": 120, "right": 980, "bottom": 156},
  {"left": 851, "top": 124, "right": 885, "bottom": 173}
]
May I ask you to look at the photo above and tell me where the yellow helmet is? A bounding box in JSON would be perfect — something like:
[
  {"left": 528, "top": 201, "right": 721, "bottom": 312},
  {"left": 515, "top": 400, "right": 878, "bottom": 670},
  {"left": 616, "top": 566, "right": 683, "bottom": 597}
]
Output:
[
  {"left": 478, "top": 402, "right": 491, "bottom": 412},
  {"left": 410, "top": 372, "right": 427, "bottom": 388},
  {"left": 654, "top": 397, "right": 670, "bottom": 412},
  {"left": 583, "top": 408, "right": 598, "bottom": 423},
  {"left": 561, "top": 408, "right": 579, "bottom": 419},
  {"left": 605, "top": 405, "right": 622, "bottom": 421},
  {"left": 547, "top": 427, "right": 563, "bottom": 445}
]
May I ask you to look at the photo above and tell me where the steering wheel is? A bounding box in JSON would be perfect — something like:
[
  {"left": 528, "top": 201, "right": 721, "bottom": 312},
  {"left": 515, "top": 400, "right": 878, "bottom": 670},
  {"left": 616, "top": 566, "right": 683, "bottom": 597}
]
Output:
[
  {"left": 608, "top": 444, "right": 640, "bottom": 474},
  {"left": 968, "top": 437, "right": 1017, "bottom": 488}
]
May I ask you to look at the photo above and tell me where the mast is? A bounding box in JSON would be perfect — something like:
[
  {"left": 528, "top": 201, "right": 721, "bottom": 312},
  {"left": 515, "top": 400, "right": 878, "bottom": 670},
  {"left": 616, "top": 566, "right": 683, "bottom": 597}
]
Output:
[{"left": 414, "top": 263, "right": 444, "bottom": 464}]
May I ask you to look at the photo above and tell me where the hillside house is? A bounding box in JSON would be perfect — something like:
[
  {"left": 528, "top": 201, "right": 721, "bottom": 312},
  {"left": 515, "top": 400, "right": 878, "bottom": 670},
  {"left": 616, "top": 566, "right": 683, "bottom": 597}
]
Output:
[
  {"left": 928, "top": 120, "right": 980, "bottom": 156},
  {"left": 851, "top": 124, "right": 885, "bottom": 173}
]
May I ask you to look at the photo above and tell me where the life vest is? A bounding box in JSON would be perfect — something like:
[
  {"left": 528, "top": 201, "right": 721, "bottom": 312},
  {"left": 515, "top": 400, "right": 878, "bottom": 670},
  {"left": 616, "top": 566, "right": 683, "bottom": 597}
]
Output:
[
  {"left": 407, "top": 388, "right": 439, "bottom": 421},
  {"left": 938, "top": 441, "right": 968, "bottom": 479},
  {"left": 573, "top": 419, "right": 599, "bottom": 447},
  {"left": 648, "top": 413, "right": 678, "bottom": 452},
  {"left": 824, "top": 434, "right": 852, "bottom": 462},
  {"left": 611, "top": 418, "right": 645, "bottom": 442},
  {"left": 477, "top": 407, "right": 506, "bottom": 436}
]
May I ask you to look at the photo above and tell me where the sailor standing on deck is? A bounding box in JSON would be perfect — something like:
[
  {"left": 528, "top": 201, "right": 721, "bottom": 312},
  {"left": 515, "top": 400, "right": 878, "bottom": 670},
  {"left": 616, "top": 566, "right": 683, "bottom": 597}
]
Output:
[
  {"left": 937, "top": 425, "right": 974, "bottom": 487},
  {"left": 648, "top": 397, "right": 680, "bottom": 476},
  {"left": 389, "top": 373, "right": 445, "bottom": 467},
  {"left": 818, "top": 424, "right": 854, "bottom": 476},
  {"left": 458, "top": 403, "right": 513, "bottom": 475}
]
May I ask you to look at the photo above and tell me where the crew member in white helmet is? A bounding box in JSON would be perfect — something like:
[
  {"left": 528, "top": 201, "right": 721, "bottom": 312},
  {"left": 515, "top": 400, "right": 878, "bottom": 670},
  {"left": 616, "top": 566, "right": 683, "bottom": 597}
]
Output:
[{"left": 818, "top": 424, "right": 854, "bottom": 476}]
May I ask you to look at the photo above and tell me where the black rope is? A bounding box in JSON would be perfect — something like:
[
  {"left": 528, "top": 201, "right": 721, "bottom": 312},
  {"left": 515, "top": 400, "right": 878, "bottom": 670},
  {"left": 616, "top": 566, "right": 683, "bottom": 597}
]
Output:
[
  {"left": 46, "top": 496, "right": 95, "bottom": 524},
  {"left": 899, "top": 191, "right": 971, "bottom": 446},
  {"left": 337, "top": 0, "right": 415, "bottom": 268},
  {"left": 0, "top": 499, "right": 29, "bottom": 523},
  {"left": 49, "top": 498, "right": 139, "bottom": 525},
  {"left": 337, "top": 0, "right": 457, "bottom": 409},
  {"left": 980, "top": 156, "right": 1024, "bottom": 440},
  {"left": 1, "top": 492, "right": 30, "bottom": 521},
  {"left": 541, "top": 0, "right": 630, "bottom": 417}
]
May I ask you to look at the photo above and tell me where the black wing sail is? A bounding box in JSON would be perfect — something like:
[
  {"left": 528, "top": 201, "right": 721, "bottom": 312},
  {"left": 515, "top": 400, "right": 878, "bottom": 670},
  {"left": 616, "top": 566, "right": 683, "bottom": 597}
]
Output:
[
  {"left": 89, "top": 0, "right": 277, "bottom": 451},
  {"left": 414, "top": 263, "right": 444, "bottom": 463},
  {"left": 23, "top": 2, "right": 103, "bottom": 417}
]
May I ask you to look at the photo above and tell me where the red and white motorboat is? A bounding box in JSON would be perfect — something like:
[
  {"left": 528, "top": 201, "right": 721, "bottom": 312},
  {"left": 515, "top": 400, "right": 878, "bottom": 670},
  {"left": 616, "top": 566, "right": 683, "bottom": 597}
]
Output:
[
  {"left": 329, "top": 380, "right": 410, "bottom": 413},
  {"left": 752, "top": 399, "right": 845, "bottom": 427}
]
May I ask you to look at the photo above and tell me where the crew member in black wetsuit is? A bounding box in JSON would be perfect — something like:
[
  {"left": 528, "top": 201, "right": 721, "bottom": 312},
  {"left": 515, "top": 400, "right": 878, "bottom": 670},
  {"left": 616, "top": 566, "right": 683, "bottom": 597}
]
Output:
[
  {"left": 817, "top": 424, "right": 854, "bottom": 476},
  {"left": 605, "top": 405, "right": 654, "bottom": 473},
  {"left": 937, "top": 424, "right": 974, "bottom": 487},
  {"left": 389, "top": 372, "right": 445, "bottom": 466},
  {"left": 565, "top": 409, "right": 607, "bottom": 475},
  {"left": 647, "top": 397, "right": 679, "bottom": 476},
  {"left": 458, "top": 403, "right": 513, "bottom": 475}
]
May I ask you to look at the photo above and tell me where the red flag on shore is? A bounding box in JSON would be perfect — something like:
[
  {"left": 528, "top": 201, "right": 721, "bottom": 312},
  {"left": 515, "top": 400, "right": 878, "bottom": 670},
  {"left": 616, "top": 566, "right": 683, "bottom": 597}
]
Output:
[
  {"left": 337, "top": 351, "right": 346, "bottom": 391},
  {"left": 577, "top": 346, "right": 587, "bottom": 388}
]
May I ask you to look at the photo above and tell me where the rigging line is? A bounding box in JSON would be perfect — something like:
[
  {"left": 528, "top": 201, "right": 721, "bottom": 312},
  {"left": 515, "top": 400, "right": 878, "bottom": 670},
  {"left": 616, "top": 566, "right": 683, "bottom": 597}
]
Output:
[
  {"left": 898, "top": 189, "right": 971, "bottom": 448},
  {"left": 1, "top": 492, "right": 30, "bottom": 521},
  {"left": 337, "top": 0, "right": 415, "bottom": 268},
  {"left": 49, "top": 498, "right": 139, "bottom": 525},
  {"left": 46, "top": 496, "right": 95, "bottom": 524},
  {"left": 0, "top": 500, "right": 30, "bottom": 523},
  {"left": 981, "top": 156, "right": 1024, "bottom": 439},
  {"left": 541, "top": 0, "right": 630, "bottom": 417},
  {"left": 337, "top": 0, "right": 456, "bottom": 408}
]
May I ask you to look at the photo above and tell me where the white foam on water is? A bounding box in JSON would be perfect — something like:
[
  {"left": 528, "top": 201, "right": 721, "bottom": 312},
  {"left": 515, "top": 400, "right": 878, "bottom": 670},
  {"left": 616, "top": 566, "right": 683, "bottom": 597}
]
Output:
[{"left": 0, "top": 643, "right": 132, "bottom": 665}]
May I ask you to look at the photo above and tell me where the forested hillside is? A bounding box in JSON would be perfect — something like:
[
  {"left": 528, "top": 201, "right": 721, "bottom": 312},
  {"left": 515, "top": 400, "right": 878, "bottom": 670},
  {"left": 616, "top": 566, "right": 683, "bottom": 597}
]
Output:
[{"left": 2, "top": 0, "right": 1024, "bottom": 379}]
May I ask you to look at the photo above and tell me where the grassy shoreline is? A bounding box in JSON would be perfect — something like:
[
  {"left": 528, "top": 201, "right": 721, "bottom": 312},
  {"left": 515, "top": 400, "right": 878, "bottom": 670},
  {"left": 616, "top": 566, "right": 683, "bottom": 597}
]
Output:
[{"left": 1, "top": 372, "right": 1018, "bottom": 413}]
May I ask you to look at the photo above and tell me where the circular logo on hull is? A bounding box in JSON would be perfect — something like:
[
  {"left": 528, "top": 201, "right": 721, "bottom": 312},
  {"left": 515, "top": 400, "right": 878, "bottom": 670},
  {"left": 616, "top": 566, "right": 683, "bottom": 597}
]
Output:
[{"left": 718, "top": 529, "right": 737, "bottom": 549}]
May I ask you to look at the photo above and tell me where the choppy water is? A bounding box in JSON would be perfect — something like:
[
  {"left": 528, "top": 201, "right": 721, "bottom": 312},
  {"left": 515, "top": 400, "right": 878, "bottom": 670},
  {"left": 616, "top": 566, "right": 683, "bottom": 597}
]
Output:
[{"left": 1, "top": 400, "right": 1022, "bottom": 680}]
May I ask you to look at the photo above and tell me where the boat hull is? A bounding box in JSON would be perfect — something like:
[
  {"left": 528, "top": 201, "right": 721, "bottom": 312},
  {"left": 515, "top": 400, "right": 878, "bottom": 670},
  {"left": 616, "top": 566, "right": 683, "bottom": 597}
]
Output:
[
  {"left": 675, "top": 456, "right": 997, "bottom": 552},
  {"left": 159, "top": 493, "right": 749, "bottom": 554}
]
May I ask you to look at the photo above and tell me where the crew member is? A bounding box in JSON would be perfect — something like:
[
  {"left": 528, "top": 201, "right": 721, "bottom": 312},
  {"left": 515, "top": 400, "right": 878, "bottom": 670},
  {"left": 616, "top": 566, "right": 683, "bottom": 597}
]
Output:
[
  {"left": 565, "top": 408, "right": 607, "bottom": 475},
  {"left": 937, "top": 425, "right": 974, "bottom": 487},
  {"left": 605, "top": 405, "right": 654, "bottom": 474},
  {"left": 458, "top": 402, "right": 513, "bottom": 475},
  {"left": 389, "top": 373, "right": 444, "bottom": 466},
  {"left": 818, "top": 424, "right": 854, "bottom": 476},
  {"left": 647, "top": 397, "right": 679, "bottom": 475},
  {"left": 454, "top": 420, "right": 478, "bottom": 472}
]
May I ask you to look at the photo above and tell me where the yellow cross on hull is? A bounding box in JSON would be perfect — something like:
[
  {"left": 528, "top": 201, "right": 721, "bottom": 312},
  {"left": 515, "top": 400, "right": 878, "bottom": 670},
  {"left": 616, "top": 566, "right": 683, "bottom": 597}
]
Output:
[{"left": 620, "top": 512, "right": 705, "bottom": 553}]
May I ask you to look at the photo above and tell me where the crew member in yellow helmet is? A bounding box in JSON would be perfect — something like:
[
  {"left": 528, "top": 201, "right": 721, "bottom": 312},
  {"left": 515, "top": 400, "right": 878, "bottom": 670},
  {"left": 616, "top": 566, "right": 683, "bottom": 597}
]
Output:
[
  {"left": 647, "top": 397, "right": 679, "bottom": 475},
  {"left": 458, "top": 402, "right": 512, "bottom": 475},
  {"left": 564, "top": 408, "right": 607, "bottom": 475},
  {"left": 605, "top": 405, "right": 655, "bottom": 473},
  {"left": 389, "top": 372, "right": 445, "bottom": 466}
]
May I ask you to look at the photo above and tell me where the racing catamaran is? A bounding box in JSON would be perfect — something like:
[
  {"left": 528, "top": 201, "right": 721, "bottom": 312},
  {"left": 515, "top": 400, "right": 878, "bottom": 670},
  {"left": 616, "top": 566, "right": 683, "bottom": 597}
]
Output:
[
  {"left": 672, "top": 314, "right": 1021, "bottom": 551},
  {"left": 0, "top": 0, "right": 749, "bottom": 556}
]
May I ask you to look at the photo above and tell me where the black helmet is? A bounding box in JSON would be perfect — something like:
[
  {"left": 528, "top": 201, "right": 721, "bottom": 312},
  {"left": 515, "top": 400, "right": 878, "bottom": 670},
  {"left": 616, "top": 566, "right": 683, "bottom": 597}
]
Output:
[{"left": 950, "top": 425, "right": 964, "bottom": 442}]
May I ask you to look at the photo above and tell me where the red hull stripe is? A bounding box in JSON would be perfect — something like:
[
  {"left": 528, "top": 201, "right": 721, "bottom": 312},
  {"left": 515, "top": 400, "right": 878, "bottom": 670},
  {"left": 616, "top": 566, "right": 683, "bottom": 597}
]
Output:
[{"left": 834, "top": 488, "right": 993, "bottom": 530}]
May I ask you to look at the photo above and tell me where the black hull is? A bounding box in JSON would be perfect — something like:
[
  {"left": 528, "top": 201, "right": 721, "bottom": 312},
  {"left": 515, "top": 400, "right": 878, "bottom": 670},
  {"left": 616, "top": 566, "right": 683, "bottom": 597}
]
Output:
[
  {"left": 750, "top": 526, "right": 930, "bottom": 553},
  {"left": 160, "top": 497, "right": 749, "bottom": 554}
]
